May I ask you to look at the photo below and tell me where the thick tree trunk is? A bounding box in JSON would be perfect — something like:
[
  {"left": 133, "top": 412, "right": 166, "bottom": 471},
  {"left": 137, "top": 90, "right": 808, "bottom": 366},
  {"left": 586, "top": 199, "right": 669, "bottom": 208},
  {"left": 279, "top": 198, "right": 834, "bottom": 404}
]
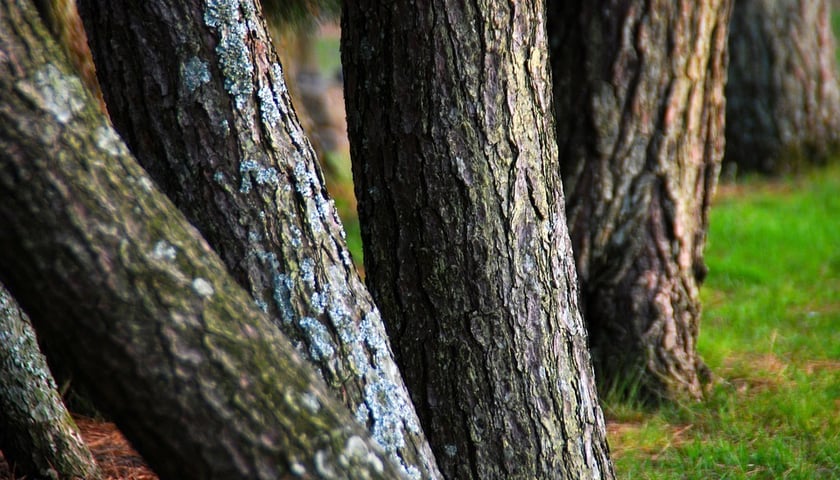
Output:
[
  {"left": 725, "top": 0, "right": 840, "bottom": 174},
  {"left": 75, "top": 1, "right": 437, "bottom": 477},
  {"left": 0, "top": 285, "right": 101, "bottom": 480},
  {"left": 548, "top": 0, "right": 732, "bottom": 400},
  {"left": 343, "top": 2, "right": 613, "bottom": 479},
  {"left": 0, "top": 2, "right": 406, "bottom": 478}
]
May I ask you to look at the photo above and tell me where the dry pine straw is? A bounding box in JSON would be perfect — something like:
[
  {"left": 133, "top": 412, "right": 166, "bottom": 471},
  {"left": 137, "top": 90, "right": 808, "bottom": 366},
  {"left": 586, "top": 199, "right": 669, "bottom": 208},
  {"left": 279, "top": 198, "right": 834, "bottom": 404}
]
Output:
[{"left": 0, "top": 416, "right": 157, "bottom": 480}]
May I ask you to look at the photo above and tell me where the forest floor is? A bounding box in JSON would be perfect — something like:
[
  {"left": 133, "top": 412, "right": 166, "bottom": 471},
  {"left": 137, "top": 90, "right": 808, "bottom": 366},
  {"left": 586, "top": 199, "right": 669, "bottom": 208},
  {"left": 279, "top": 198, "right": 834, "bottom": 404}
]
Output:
[
  {"left": 608, "top": 163, "right": 840, "bottom": 479},
  {"left": 0, "top": 416, "right": 157, "bottom": 479}
]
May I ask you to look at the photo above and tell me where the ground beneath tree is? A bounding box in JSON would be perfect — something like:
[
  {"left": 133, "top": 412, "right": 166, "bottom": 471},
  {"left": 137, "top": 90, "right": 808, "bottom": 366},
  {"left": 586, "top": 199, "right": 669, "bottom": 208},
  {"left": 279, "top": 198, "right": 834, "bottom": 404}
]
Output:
[{"left": 0, "top": 416, "right": 157, "bottom": 480}]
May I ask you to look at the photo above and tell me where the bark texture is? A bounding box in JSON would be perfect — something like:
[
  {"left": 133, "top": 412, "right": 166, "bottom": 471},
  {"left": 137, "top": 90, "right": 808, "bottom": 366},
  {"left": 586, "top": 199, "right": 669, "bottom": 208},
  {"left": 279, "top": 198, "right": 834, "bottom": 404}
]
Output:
[
  {"left": 75, "top": 1, "right": 438, "bottom": 477},
  {"left": 548, "top": 0, "right": 732, "bottom": 400},
  {"left": 0, "top": 2, "right": 406, "bottom": 478},
  {"left": 31, "top": 0, "right": 104, "bottom": 109},
  {"left": 725, "top": 0, "right": 840, "bottom": 174},
  {"left": 0, "top": 285, "right": 101, "bottom": 480},
  {"left": 343, "top": 2, "right": 613, "bottom": 479}
]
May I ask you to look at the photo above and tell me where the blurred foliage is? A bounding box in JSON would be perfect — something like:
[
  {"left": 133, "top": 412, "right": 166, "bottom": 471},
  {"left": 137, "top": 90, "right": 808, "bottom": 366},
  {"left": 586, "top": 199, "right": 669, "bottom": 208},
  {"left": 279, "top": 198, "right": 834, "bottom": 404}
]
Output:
[{"left": 260, "top": 0, "right": 339, "bottom": 31}]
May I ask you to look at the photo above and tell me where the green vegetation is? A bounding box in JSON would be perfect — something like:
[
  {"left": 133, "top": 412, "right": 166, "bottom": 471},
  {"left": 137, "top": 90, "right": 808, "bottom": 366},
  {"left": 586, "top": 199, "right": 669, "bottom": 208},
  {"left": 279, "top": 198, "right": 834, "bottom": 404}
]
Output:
[{"left": 609, "top": 164, "right": 840, "bottom": 479}]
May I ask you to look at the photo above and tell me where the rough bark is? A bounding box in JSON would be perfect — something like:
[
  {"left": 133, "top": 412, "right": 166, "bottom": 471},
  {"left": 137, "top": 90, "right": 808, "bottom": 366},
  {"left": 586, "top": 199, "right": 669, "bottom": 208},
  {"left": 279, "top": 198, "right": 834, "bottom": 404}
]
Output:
[
  {"left": 0, "top": 285, "right": 101, "bottom": 480},
  {"left": 548, "top": 0, "right": 732, "bottom": 400},
  {"left": 725, "top": 0, "right": 840, "bottom": 174},
  {"left": 343, "top": 2, "right": 614, "bottom": 479},
  {"left": 0, "top": 2, "right": 406, "bottom": 478},
  {"left": 75, "top": 1, "right": 438, "bottom": 477}
]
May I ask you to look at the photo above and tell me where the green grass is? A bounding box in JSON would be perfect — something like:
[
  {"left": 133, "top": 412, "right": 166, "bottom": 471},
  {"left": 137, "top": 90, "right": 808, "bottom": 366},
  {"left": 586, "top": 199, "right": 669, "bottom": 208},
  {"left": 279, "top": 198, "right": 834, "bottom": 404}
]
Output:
[
  {"left": 313, "top": 35, "right": 341, "bottom": 76},
  {"left": 610, "top": 164, "right": 840, "bottom": 479}
]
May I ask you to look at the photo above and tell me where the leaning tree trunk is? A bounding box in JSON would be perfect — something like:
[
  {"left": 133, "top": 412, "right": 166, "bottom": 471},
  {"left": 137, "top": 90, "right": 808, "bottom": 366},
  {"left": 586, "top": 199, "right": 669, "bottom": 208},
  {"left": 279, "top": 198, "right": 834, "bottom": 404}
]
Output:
[
  {"left": 0, "top": 285, "right": 101, "bottom": 480},
  {"left": 75, "top": 1, "right": 438, "bottom": 477},
  {"left": 548, "top": 0, "right": 732, "bottom": 401},
  {"left": 725, "top": 0, "right": 840, "bottom": 174},
  {"left": 0, "top": 2, "right": 407, "bottom": 478},
  {"left": 343, "top": 2, "right": 614, "bottom": 479}
]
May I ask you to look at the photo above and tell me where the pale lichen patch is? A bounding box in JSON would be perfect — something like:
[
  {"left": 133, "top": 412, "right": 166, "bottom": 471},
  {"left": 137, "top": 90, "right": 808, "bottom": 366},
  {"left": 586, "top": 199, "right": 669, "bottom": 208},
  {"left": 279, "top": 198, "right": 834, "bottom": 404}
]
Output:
[
  {"left": 300, "top": 391, "right": 321, "bottom": 413},
  {"left": 313, "top": 450, "right": 337, "bottom": 479},
  {"left": 137, "top": 176, "right": 155, "bottom": 193},
  {"left": 340, "top": 436, "right": 384, "bottom": 473},
  {"left": 300, "top": 258, "right": 316, "bottom": 288},
  {"left": 23, "top": 64, "right": 86, "bottom": 124},
  {"left": 298, "top": 316, "right": 336, "bottom": 361},
  {"left": 443, "top": 444, "right": 458, "bottom": 458},
  {"left": 289, "top": 461, "right": 306, "bottom": 476},
  {"left": 239, "top": 159, "right": 279, "bottom": 193},
  {"left": 95, "top": 125, "right": 129, "bottom": 156},
  {"left": 150, "top": 240, "right": 177, "bottom": 262},
  {"left": 181, "top": 56, "right": 211, "bottom": 94},
  {"left": 192, "top": 278, "right": 215, "bottom": 298},
  {"left": 258, "top": 83, "right": 281, "bottom": 128},
  {"left": 204, "top": 0, "right": 254, "bottom": 110}
]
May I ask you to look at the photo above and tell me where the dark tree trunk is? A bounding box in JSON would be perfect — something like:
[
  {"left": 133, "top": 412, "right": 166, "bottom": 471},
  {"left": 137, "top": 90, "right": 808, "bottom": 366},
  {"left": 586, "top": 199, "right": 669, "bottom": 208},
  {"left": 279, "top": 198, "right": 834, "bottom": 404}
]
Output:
[
  {"left": 0, "top": 285, "right": 101, "bottom": 480},
  {"left": 0, "top": 2, "right": 407, "bottom": 478},
  {"left": 548, "top": 0, "right": 732, "bottom": 401},
  {"left": 75, "top": 1, "right": 437, "bottom": 477},
  {"left": 725, "top": 0, "right": 840, "bottom": 174},
  {"left": 343, "top": 2, "right": 614, "bottom": 479}
]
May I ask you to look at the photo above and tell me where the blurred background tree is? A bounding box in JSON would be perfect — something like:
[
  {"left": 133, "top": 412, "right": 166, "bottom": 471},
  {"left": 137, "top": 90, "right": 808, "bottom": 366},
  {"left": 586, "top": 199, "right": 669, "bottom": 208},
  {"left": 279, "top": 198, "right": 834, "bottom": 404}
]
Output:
[{"left": 725, "top": 0, "right": 840, "bottom": 175}]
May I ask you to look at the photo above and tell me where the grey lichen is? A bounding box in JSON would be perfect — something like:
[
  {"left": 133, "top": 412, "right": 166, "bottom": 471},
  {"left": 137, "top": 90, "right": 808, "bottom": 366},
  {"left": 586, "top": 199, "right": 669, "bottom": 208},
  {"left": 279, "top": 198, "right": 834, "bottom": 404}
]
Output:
[
  {"left": 340, "top": 436, "right": 384, "bottom": 474},
  {"left": 355, "top": 403, "right": 371, "bottom": 426},
  {"left": 443, "top": 445, "right": 458, "bottom": 458},
  {"left": 95, "top": 125, "right": 129, "bottom": 156},
  {"left": 258, "top": 84, "right": 282, "bottom": 127},
  {"left": 298, "top": 316, "right": 336, "bottom": 361},
  {"left": 289, "top": 225, "right": 303, "bottom": 248},
  {"left": 289, "top": 461, "right": 306, "bottom": 476},
  {"left": 204, "top": 0, "right": 254, "bottom": 110},
  {"left": 300, "top": 258, "right": 316, "bottom": 288},
  {"left": 18, "top": 64, "right": 85, "bottom": 124},
  {"left": 150, "top": 240, "right": 177, "bottom": 262},
  {"left": 191, "top": 278, "right": 215, "bottom": 298},
  {"left": 317, "top": 267, "right": 422, "bottom": 477},
  {"left": 314, "top": 450, "right": 337, "bottom": 479},
  {"left": 180, "top": 56, "right": 211, "bottom": 94},
  {"left": 299, "top": 391, "right": 321, "bottom": 413},
  {"left": 270, "top": 274, "right": 295, "bottom": 324},
  {"left": 239, "top": 158, "right": 279, "bottom": 193}
]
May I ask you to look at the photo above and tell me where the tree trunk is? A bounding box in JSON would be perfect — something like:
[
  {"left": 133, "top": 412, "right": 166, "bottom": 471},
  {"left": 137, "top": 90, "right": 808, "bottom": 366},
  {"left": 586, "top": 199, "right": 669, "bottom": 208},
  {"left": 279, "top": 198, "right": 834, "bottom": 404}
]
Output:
[
  {"left": 0, "top": 2, "right": 407, "bottom": 478},
  {"left": 547, "top": 0, "right": 732, "bottom": 401},
  {"left": 75, "top": 1, "right": 438, "bottom": 477},
  {"left": 343, "top": 2, "right": 614, "bottom": 479},
  {"left": 725, "top": 0, "right": 840, "bottom": 174},
  {"left": 0, "top": 285, "right": 101, "bottom": 480}
]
